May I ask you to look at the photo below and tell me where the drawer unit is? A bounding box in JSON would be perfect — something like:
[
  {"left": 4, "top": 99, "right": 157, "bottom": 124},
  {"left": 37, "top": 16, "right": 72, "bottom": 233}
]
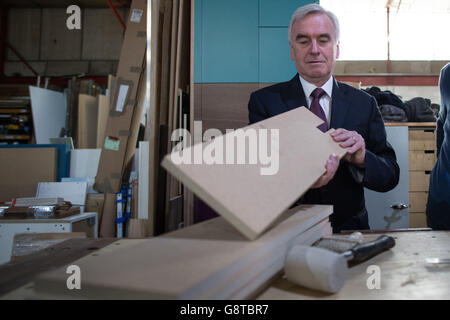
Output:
[{"left": 408, "top": 126, "right": 436, "bottom": 228}]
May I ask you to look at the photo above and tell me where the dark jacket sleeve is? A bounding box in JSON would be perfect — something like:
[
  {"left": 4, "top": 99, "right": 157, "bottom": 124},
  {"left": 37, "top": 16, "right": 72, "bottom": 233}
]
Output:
[
  {"left": 248, "top": 92, "right": 268, "bottom": 124},
  {"left": 362, "top": 96, "right": 400, "bottom": 192},
  {"left": 437, "top": 67, "right": 448, "bottom": 156}
]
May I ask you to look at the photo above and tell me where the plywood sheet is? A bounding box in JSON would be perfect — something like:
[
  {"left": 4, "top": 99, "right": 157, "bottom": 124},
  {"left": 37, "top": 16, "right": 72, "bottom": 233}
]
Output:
[
  {"left": 162, "top": 106, "right": 347, "bottom": 240},
  {"left": 77, "top": 94, "right": 98, "bottom": 149},
  {"left": 32, "top": 204, "right": 332, "bottom": 299}
]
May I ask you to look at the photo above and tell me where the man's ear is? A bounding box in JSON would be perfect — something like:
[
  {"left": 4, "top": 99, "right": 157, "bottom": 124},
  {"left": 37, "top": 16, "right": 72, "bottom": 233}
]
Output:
[
  {"left": 336, "top": 41, "right": 340, "bottom": 59},
  {"left": 290, "top": 45, "right": 295, "bottom": 61}
]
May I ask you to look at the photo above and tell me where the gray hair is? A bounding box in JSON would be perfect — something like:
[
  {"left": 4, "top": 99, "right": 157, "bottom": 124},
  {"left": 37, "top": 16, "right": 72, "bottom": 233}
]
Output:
[{"left": 288, "top": 4, "right": 340, "bottom": 45}]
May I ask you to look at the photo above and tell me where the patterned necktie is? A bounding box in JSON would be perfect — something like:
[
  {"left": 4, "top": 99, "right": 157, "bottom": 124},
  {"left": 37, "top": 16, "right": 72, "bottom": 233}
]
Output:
[{"left": 310, "top": 88, "right": 328, "bottom": 132}]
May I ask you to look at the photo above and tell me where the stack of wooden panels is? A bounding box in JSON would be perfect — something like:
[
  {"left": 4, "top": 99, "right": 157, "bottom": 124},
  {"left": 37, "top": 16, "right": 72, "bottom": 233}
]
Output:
[{"left": 31, "top": 204, "right": 332, "bottom": 299}]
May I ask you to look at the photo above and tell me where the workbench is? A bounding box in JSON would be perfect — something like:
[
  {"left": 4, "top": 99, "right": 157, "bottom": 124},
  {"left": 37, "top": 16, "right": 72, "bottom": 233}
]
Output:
[
  {"left": 0, "top": 229, "right": 448, "bottom": 300},
  {"left": 256, "top": 230, "right": 450, "bottom": 300}
]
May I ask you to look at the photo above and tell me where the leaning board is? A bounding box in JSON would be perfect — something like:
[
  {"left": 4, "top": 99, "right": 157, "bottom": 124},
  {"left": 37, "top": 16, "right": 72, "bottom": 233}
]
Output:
[{"left": 162, "top": 106, "right": 347, "bottom": 240}]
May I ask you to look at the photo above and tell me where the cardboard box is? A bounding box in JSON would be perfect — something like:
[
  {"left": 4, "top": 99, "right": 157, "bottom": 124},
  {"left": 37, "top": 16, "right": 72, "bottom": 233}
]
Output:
[{"left": 94, "top": 0, "right": 147, "bottom": 194}]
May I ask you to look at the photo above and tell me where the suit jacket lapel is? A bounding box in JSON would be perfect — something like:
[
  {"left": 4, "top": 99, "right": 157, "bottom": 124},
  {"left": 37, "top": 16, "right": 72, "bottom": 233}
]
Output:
[
  {"left": 283, "top": 74, "right": 308, "bottom": 112},
  {"left": 330, "top": 78, "right": 350, "bottom": 129}
]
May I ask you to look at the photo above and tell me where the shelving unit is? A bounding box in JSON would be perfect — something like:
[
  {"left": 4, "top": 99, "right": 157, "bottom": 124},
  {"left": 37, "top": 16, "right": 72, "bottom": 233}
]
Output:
[{"left": 0, "top": 98, "right": 33, "bottom": 145}]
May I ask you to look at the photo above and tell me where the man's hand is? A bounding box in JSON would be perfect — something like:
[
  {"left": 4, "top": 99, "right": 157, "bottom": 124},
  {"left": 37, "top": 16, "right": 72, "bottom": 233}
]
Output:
[
  {"left": 330, "top": 128, "right": 366, "bottom": 168},
  {"left": 311, "top": 154, "right": 340, "bottom": 189}
]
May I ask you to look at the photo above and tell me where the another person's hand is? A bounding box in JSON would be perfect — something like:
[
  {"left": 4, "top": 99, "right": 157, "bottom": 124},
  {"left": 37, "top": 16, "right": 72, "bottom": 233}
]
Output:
[
  {"left": 311, "top": 154, "right": 340, "bottom": 189},
  {"left": 330, "top": 129, "right": 366, "bottom": 167}
]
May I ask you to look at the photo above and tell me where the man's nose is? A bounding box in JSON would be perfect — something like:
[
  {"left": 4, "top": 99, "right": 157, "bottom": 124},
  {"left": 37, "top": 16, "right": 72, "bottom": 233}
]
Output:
[{"left": 310, "top": 40, "right": 320, "bottom": 54}]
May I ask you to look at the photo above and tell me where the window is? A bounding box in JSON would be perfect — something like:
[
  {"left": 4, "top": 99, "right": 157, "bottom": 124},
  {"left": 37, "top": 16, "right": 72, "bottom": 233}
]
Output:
[{"left": 320, "top": 0, "right": 450, "bottom": 60}]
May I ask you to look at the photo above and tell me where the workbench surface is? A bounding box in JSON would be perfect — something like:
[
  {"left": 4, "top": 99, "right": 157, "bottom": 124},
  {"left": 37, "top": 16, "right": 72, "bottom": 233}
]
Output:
[
  {"left": 256, "top": 230, "right": 450, "bottom": 300},
  {"left": 0, "top": 230, "right": 449, "bottom": 300}
]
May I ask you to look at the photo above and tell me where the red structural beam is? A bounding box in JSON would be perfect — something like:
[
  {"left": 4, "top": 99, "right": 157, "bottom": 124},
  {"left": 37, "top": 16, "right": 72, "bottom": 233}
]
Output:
[
  {"left": 107, "top": 0, "right": 127, "bottom": 31},
  {"left": 336, "top": 75, "right": 439, "bottom": 87}
]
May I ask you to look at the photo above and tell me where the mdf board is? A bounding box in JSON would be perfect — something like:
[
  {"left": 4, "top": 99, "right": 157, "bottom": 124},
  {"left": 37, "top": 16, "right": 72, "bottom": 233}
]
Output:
[
  {"left": 32, "top": 205, "right": 332, "bottom": 299},
  {"left": 29, "top": 86, "right": 67, "bottom": 144},
  {"left": 77, "top": 94, "right": 99, "bottom": 149},
  {"left": 162, "top": 107, "right": 346, "bottom": 240},
  {"left": 0, "top": 148, "right": 57, "bottom": 202}
]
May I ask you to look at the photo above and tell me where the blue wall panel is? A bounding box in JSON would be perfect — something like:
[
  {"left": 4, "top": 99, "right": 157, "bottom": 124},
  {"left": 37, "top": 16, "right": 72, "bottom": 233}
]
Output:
[
  {"left": 194, "top": 0, "right": 203, "bottom": 83},
  {"left": 259, "top": 0, "right": 318, "bottom": 27},
  {"left": 259, "top": 28, "right": 297, "bottom": 83},
  {"left": 200, "top": 0, "right": 259, "bottom": 83}
]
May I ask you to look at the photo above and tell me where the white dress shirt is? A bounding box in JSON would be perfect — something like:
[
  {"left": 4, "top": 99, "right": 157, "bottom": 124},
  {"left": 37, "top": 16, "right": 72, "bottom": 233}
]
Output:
[{"left": 299, "top": 75, "right": 334, "bottom": 127}]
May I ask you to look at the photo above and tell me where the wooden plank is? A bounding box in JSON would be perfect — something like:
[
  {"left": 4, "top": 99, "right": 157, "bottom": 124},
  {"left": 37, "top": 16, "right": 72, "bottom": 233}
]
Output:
[
  {"left": 385, "top": 122, "right": 436, "bottom": 127},
  {"left": 32, "top": 205, "right": 332, "bottom": 299},
  {"left": 162, "top": 107, "right": 347, "bottom": 240},
  {"left": 146, "top": 0, "right": 163, "bottom": 237},
  {"left": 409, "top": 150, "right": 436, "bottom": 171},
  {"left": 138, "top": 141, "right": 149, "bottom": 221},
  {"left": 409, "top": 171, "right": 431, "bottom": 192},
  {"left": 184, "top": 0, "right": 195, "bottom": 228},
  {"left": 77, "top": 94, "right": 99, "bottom": 149},
  {"left": 96, "top": 94, "right": 109, "bottom": 149},
  {"left": 164, "top": 0, "right": 180, "bottom": 232},
  {"left": 409, "top": 191, "right": 428, "bottom": 213}
]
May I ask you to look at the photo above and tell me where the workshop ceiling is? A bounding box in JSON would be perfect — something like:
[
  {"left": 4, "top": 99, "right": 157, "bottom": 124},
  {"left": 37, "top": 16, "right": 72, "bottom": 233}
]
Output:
[{"left": 0, "top": 0, "right": 131, "bottom": 8}]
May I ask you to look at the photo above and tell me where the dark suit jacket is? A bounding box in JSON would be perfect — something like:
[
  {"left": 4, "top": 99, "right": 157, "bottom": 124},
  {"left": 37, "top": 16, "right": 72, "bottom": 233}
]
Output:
[
  {"left": 427, "top": 63, "right": 450, "bottom": 229},
  {"left": 248, "top": 74, "right": 400, "bottom": 231}
]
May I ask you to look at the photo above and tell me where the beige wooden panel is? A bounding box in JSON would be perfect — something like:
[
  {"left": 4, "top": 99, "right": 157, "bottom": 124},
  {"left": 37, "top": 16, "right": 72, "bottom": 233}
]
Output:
[
  {"left": 162, "top": 107, "right": 347, "bottom": 240},
  {"left": 410, "top": 213, "right": 427, "bottom": 228},
  {"left": 0, "top": 148, "right": 57, "bottom": 202},
  {"left": 409, "top": 151, "right": 436, "bottom": 171},
  {"left": 408, "top": 130, "right": 436, "bottom": 151},
  {"left": 77, "top": 94, "right": 99, "bottom": 149},
  {"left": 409, "top": 192, "right": 428, "bottom": 213},
  {"left": 409, "top": 171, "right": 431, "bottom": 192},
  {"left": 32, "top": 205, "right": 332, "bottom": 299}
]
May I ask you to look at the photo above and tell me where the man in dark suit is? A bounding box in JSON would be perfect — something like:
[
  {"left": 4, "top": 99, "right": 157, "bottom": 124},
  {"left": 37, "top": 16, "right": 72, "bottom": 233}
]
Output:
[
  {"left": 248, "top": 4, "right": 400, "bottom": 233},
  {"left": 427, "top": 63, "right": 450, "bottom": 229}
]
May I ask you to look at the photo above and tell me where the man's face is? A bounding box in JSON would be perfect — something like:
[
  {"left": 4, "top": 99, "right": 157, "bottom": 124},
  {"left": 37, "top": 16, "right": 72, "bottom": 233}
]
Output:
[{"left": 290, "top": 12, "right": 340, "bottom": 86}]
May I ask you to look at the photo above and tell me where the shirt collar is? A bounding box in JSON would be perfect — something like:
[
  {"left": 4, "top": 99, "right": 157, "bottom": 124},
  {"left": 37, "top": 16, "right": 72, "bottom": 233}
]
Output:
[{"left": 298, "top": 75, "right": 334, "bottom": 100}]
